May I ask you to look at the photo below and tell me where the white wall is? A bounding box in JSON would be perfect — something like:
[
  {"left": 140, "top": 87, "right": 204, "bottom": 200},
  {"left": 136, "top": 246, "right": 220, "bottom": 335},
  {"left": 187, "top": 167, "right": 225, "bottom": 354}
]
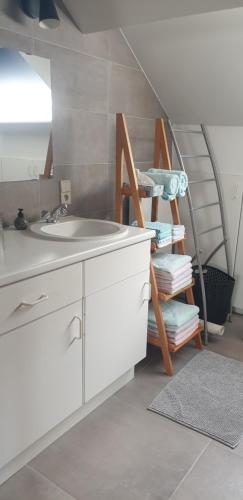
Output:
[
  {"left": 64, "top": 0, "right": 243, "bottom": 33},
  {"left": 124, "top": 7, "right": 243, "bottom": 125}
]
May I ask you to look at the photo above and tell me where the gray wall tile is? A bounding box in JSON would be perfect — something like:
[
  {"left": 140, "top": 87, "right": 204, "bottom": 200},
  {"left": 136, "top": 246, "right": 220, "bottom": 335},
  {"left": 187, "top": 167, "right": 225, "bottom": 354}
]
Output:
[
  {"left": 52, "top": 49, "right": 109, "bottom": 113},
  {"left": 126, "top": 117, "right": 155, "bottom": 162},
  {"left": 0, "top": 27, "right": 34, "bottom": 53},
  {"left": 39, "top": 178, "right": 60, "bottom": 213},
  {"left": 53, "top": 109, "right": 108, "bottom": 166},
  {"left": 0, "top": 181, "right": 40, "bottom": 225},
  {"left": 110, "top": 64, "right": 162, "bottom": 118},
  {"left": 108, "top": 115, "right": 156, "bottom": 163},
  {"left": 107, "top": 30, "right": 139, "bottom": 68},
  {"left": 55, "top": 165, "right": 111, "bottom": 216}
]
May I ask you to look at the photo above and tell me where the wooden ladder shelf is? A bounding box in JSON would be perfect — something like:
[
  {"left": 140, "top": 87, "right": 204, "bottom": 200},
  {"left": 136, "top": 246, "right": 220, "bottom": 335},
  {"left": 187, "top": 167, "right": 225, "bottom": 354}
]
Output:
[{"left": 115, "top": 113, "right": 202, "bottom": 376}]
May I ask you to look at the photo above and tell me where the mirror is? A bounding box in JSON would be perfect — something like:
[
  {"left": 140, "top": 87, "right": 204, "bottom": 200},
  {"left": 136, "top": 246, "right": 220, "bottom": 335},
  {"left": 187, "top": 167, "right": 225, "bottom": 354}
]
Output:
[{"left": 0, "top": 48, "right": 52, "bottom": 182}]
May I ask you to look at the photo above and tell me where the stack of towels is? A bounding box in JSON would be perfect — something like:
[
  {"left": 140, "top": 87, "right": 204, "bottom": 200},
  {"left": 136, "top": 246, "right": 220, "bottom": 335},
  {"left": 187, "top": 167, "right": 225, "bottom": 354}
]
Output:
[
  {"left": 148, "top": 222, "right": 172, "bottom": 247},
  {"left": 146, "top": 169, "right": 188, "bottom": 201},
  {"left": 172, "top": 225, "right": 185, "bottom": 243},
  {"left": 132, "top": 221, "right": 185, "bottom": 247},
  {"left": 148, "top": 300, "right": 199, "bottom": 347},
  {"left": 152, "top": 253, "right": 192, "bottom": 294}
]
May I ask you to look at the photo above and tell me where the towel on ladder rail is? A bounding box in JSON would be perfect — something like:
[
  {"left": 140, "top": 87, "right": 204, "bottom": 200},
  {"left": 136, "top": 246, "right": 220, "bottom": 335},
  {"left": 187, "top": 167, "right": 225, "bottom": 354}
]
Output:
[{"left": 146, "top": 169, "right": 188, "bottom": 199}]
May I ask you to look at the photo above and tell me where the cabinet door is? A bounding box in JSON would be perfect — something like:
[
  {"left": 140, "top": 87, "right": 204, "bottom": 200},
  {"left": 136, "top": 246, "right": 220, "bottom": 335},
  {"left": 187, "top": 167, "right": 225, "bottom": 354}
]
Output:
[
  {"left": 0, "top": 302, "right": 83, "bottom": 469},
  {"left": 85, "top": 270, "right": 149, "bottom": 402}
]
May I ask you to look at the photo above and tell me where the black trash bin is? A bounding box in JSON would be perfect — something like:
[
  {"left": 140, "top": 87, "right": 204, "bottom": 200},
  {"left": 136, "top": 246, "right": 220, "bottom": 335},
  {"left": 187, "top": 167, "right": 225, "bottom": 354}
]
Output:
[{"left": 192, "top": 265, "right": 235, "bottom": 325}]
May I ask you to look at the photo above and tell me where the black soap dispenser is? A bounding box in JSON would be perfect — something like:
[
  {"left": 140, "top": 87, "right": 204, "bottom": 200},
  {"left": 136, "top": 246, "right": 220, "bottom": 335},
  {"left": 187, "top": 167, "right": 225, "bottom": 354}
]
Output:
[{"left": 14, "top": 208, "right": 28, "bottom": 230}]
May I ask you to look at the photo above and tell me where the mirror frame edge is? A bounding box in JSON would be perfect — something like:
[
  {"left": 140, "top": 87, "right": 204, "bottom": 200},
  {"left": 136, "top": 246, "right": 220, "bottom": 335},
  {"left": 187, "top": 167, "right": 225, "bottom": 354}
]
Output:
[{"left": 43, "top": 132, "right": 53, "bottom": 178}]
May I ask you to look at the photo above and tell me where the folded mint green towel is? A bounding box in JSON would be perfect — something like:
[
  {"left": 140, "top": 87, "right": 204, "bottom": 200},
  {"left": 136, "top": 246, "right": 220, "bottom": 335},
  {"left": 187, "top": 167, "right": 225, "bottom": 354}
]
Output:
[
  {"left": 148, "top": 300, "right": 199, "bottom": 328},
  {"left": 132, "top": 221, "right": 172, "bottom": 239},
  {"left": 146, "top": 169, "right": 188, "bottom": 199},
  {"left": 152, "top": 253, "right": 192, "bottom": 273}
]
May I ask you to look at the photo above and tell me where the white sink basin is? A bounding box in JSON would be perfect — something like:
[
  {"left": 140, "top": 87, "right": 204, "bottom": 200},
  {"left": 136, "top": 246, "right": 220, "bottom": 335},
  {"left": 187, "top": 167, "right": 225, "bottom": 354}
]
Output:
[{"left": 30, "top": 216, "right": 128, "bottom": 242}]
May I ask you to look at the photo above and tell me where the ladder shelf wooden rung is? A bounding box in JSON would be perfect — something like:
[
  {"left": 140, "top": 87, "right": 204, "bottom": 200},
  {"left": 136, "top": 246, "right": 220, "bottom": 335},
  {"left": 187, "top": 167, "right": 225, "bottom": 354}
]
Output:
[
  {"left": 157, "top": 279, "right": 195, "bottom": 302},
  {"left": 122, "top": 183, "right": 164, "bottom": 199},
  {"left": 151, "top": 238, "right": 186, "bottom": 253},
  {"left": 151, "top": 237, "right": 187, "bottom": 252},
  {"left": 115, "top": 113, "right": 203, "bottom": 376}
]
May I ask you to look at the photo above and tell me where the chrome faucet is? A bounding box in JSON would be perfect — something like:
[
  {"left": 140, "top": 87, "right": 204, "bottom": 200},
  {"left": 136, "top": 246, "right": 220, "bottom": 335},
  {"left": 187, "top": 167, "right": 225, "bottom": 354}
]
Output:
[{"left": 41, "top": 204, "right": 69, "bottom": 223}]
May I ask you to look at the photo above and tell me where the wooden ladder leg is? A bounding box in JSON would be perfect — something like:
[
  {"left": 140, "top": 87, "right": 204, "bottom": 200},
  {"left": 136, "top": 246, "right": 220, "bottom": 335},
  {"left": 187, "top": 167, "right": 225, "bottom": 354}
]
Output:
[
  {"left": 194, "top": 333, "right": 203, "bottom": 350},
  {"left": 151, "top": 120, "right": 161, "bottom": 222},
  {"left": 43, "top": 132, "right": 53, "bottom": 178},
  {"left": 150, "top": 263, "right": 173, "bottom": 376},
  {"left": 115, "top": 116, "right": 124, "bottom": 224}
]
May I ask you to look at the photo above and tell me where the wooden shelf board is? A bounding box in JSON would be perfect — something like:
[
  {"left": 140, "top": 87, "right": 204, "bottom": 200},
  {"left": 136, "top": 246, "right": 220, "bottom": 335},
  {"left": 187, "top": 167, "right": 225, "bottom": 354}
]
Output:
[
  {"left": 168, "top": 326, "right": 202, "bottom": 352},
  {"left": 157, "top": 279, "right": 195, "bottom": 302},
  {"left": 151, "top": 238, "right": 186, "bottom": 253},
  {"left": 147, "top": 325, "right": 202, "bottom": 353},
  {"left": 121, "top": 184, "right": 164, "bottom": 199},
  {"left": 122, "top": 185, "right": 149, "bottom": 198}
]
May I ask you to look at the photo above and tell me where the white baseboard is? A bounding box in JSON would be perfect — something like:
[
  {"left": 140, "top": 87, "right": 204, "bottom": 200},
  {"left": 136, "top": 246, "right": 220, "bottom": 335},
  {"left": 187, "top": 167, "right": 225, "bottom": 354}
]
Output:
[
  {"left": 0, "top": 368, "right": 134, "bottom": 486},
  {"left": 232, "top": 307, "right": 243, "bottom": 315}
]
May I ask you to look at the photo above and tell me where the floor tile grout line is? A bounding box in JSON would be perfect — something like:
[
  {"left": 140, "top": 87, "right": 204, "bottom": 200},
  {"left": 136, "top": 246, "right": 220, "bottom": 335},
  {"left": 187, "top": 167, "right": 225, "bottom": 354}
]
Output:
[
  {"left": 26, "top": 464, "right": 78, "bottom": 500},
  {"left": 168, "top": 440, "right": 212, "bottom": 500}
]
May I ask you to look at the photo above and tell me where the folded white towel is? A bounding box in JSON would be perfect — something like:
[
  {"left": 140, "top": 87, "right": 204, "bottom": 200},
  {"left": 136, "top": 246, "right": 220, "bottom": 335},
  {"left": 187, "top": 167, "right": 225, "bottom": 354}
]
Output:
[
  {"left": 148, "top": 315, "right": 199, "bottom": 345},
  {"left": 167, "top": 317, "right": 199, "bottom": 337},
  {"left": 173, "top": 235, "right": 185, "bottom": 242},
  {"left": 156, "top": 273, "right": 192, "bottom": 289},
  {"left": 155, "top": 238, "right": 173, "bottom": 248},
  {"left": 172, "top": 225, "right": 185, "bottom": 233},
  {"left": 156, "top": 278, "right": 192, "bottom": 294},
  {"left": 152, "top": 253, "right": 191, "bottom": 274},
  {"left": 155, "top": 263, "right": 192, "bottom": 280},
  {"left": 148, "top": 315, "right": 199, "bottom": 335}
]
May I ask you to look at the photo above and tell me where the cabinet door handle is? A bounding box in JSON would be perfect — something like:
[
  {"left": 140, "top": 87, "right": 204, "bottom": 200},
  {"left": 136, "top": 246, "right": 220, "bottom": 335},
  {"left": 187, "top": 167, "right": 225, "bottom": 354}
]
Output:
[
  {"left": 70, "top": 315, "right": 82, "bottom": 345},
  {"left": 143, "top": 282, "right": 151, "bottom": 302},
  {"left": 19, "top": 294, "right": 49, "bottom": 308}
]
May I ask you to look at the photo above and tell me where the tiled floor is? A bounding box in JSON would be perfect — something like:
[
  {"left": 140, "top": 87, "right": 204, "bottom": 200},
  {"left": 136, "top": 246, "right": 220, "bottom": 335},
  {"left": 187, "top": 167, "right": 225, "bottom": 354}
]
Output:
[{"left": 1, "top": 314, "right": 243, "bottom": 500}]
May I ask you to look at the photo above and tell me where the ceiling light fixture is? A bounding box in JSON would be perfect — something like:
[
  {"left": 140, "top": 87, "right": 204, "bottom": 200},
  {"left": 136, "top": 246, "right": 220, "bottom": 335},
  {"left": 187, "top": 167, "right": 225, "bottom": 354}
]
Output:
[
  {"left": 20, "top": 0, "right": 40, "bottom": 19},
  {"left": 19, "top": 0, "right": 60, "bottom": 29},
  {"left": 38, "top": 0, "right": 60, "bottom": 29}
]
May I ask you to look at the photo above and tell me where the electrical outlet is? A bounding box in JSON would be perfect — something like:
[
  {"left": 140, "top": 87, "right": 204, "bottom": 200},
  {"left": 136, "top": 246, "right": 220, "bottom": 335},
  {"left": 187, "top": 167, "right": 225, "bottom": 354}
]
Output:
[{"left": 61, "top": 191, "right": 72, "bottom": 205}]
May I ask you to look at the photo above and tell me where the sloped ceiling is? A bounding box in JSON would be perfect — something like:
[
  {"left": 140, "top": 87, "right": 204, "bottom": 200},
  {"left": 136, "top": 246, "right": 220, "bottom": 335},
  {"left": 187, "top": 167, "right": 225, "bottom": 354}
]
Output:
[
  {"left": 123, "top": 8, "right": 243, "bottom": 125},
  {"left": 63, "top": 0, "right": 243, "bottom": 33}
]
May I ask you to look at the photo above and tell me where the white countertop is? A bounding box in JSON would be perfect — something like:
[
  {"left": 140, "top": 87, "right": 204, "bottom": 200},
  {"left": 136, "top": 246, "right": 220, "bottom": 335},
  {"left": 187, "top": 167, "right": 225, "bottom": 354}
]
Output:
[{"left": 0, "top": 223, "right": 154, "bottom": 287}]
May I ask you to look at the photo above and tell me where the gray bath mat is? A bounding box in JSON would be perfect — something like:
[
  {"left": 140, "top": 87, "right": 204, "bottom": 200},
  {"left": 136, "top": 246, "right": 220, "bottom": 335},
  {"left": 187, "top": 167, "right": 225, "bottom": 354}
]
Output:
[{"left": 149, "top": 350, "right": 243, "bottom": 448}]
